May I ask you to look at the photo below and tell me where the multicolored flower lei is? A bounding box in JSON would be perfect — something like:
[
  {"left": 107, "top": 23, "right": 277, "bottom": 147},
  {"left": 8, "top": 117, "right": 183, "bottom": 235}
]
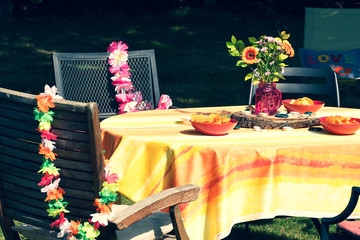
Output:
[
  {"left": 107, "top": 41, "right": 173, "bottom": 113},
  {"left": 34, "top": 85, "right": 120, "bottom": 240}
]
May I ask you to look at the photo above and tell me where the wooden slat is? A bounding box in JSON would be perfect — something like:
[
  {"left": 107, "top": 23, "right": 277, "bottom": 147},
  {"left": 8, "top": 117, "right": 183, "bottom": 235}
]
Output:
[
  {"left": 0, "top": 126, "right": 39, "bottom": 143},
  {"left": 0, "top": 116, "right": 89, "bottom": 143},
  {"left": 0, "top": 98, "right": 88, "bottom": 125},
  {"left": 56, "top": 137, "right": 90, "bottom": 152},
  {"left": 6, "top": 208, "right": 53, "bottom": 230},
  {"left": 0, "top": 148, "right": 96, "bottom": 176},
  {"left": 5, "top": 198, "right": 94, "bottom": 220},
  {"left": 0, "top": 162, "right": 94, "bottom": 190},
  {"left": 0, "top": 155, "right": 94, "bottom": 182},
  {"left": 52, "top": 118, "right": 88, "bottom": 132},
  {"left": 54, "top": 148, "right": 91, "bottom": 162},
  {"left": 0, "top": 107, "right": 88, "bottom": 133},
  {"left": 0, "top": 179, "right": 97, "bottom": 201},
  {"left": 0, "top": 87, "right": 89, "bottom": 113},
  {"left": 0, "top": 98, "right": 35, "bottom": 114},
  {"left": 0, "top": 162, "right": 39, "bottom": 182},
  {"left": 0, "top": 106, "right": 34, "bottom": 124},
  {"left": 52, "top": 128, "right": 89, "bottom": 142},
  {"left": 0, "top": 116, "right": 37, "bottom": 133},
  {"left": 0, "top": 140, "right": 42, "bottom": 163},
  {"left": 2, "top": 183, "right": 94, "bottom": 210},
  {"left": 54, "top": 109, "right": 87, "bottom": 122},
  {"left": 0, "top": 135, "right": 92, "bottom": 165}
]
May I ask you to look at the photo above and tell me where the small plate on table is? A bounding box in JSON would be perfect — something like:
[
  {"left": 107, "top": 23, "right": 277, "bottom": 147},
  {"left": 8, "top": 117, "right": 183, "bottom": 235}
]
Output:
[
  {"left": 282, "top": 99, "right": 325, "bottom": 114},
  {"left": 190, "top": 119, "right": 238, "bottom": 136}
]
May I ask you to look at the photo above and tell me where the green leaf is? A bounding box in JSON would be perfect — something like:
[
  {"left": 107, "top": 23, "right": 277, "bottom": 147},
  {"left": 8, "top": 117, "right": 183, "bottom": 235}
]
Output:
[
  {"left": 236, "top": 60, "right": 243, "bottom": 66},
  {"left": 229, "top": 49, "right": 240, "bottom": 56},
  {"left": 248, "top": 37, "right": 257, "bottom": 44},
  {"left": 279, "top": 54, "right": 289, "bottom": 61},
  {"left": 231, "top": 35, "right": 237, "bottom": 44},
  {"left": 226, "top": 42, "right": 234, "bottom": 49},
  {"left": 278, "top": 74, "right": 286, "bottom": 80},
  {"left": 245, "top": 72, "right": 253, "bottom": 81},
  {"left": 282, "top": 34, "right": 290, "bottom": 40},
  {"left": 235, "top": 40, "right": 245, "bottom": 51}
]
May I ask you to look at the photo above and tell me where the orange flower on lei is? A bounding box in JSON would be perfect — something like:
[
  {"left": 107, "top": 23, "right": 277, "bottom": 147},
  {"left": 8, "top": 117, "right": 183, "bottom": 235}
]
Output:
[
  {"left": 68, "top": 220, "right": 81, "bottom": 237},
  {"left": 39, "top": 144, "right": 57, "bottom": 161},
  {"left": 94, "top": 199, "right": 113, "bottom": 214},
  {"left": 36, "top": 95, "right": 55, "bottom": 112},
  {"left": 45, "top": 188, "right": 66, "bottom": 202}
]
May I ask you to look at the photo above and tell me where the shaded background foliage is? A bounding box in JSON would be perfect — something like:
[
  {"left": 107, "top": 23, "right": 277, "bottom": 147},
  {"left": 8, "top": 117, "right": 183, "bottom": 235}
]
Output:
[
  {"left": 1, "top": 0, "right": 360, "bottom": 108},
  {"left": 12, "top": 0, "right": 360, "bottom": 17}
]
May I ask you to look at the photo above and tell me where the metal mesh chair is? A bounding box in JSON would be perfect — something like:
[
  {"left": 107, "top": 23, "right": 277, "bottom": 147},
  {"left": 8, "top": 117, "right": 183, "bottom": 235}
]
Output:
[
  {"left": 248, "top": 67, "right": 341, "bottom": 107},
  {"left": 52, "top": 50, "right": 161, "bottom": 120}
]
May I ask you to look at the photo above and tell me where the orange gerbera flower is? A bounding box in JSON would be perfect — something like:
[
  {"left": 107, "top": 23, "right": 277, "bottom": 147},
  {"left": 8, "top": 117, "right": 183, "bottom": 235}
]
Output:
[
  {"left": 282, "top": 40, "right": 295, "bottom": 57},
  {"left": 241, "top": 46, "right": 259, "bottom": 64}
]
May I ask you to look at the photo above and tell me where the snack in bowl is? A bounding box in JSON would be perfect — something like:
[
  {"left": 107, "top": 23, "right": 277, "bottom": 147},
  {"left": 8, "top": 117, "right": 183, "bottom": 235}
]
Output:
[
  {"left": 282, "top": 98, "right": 325, "bottom": 114},
  {"left": 190, "top": 113, "right": 238, "bottom": 136},
  {"left": 290, "top": 97, "right": 314, "bottom": 105},
  {"left": 319, "top": 116, "right": 360, "bottom": 135}
]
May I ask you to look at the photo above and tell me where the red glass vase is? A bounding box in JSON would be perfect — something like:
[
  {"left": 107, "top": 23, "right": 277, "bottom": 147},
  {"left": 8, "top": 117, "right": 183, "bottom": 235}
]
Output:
[{"left": 254, "top": 81, "right": 282, "bottom": 115}]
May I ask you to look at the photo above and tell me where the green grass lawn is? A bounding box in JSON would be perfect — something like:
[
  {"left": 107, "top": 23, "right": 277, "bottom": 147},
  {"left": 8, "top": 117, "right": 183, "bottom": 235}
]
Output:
[{"left": 0, "top": 4, "right": 358, "bottom": 240}]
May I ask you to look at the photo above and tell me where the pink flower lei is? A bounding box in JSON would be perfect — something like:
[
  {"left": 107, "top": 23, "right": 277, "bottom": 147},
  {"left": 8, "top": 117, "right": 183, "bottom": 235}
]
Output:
[
  {"left": 107, "top": 41, "right": 173, "bottom": 113},
  {"left": 34, "top": 85, "right": 120, "bottom": 240}
]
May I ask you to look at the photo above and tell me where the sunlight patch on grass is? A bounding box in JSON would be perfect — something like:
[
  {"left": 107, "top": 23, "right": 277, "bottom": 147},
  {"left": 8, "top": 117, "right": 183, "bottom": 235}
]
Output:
[
  {"left": 36, "top": 48, "right": 53, "bottom": 55},
  {"left": 150, "top": 40, "right": 163, "bottom": 47},
  {"left": 170, "top": 25, "right": 186, "bottom": 32},
  {"left": 175, "top": 97, "right": 202, "bottom": 105},
  {"left": 126, "top": 28, "right": 139, "bottom": 35}
]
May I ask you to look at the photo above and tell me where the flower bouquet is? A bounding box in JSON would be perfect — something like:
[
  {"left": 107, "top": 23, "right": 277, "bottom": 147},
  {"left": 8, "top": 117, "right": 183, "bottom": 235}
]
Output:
[{"left": 226, "top": 31, "right": 295, "bottom": 115}]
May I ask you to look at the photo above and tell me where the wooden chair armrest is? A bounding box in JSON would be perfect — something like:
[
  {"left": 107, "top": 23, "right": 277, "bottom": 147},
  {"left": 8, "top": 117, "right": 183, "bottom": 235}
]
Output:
[
  {"left": 322, "top": 186, "right": 360, "bottom": 225},
  {"left": 110, "top": 184, "right": 200, "bottom": 230}
]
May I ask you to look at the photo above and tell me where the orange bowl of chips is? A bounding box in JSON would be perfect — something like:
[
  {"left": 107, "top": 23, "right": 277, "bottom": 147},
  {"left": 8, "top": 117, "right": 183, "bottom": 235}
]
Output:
[
  {"left": 190, "top": 113, "right": 238, "bottom": 136},
  {"left": 319, "top": 116, "right": 360, "bottom": 135},
  {"left": 282, "top": 98, "right": 325, "bottom": 114}
]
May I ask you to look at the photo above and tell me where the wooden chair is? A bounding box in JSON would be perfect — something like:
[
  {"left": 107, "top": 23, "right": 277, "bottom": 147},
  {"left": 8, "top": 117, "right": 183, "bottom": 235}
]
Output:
[
  {"left": 52, "top": 50, "right": 161, "bottom": 120},
  {"left": 320, "top": 186, "right": 360, "bottom": 240},
  {"left": 248, "top": 67, "right": 341, "bottom": 107},
  {"left": 0, "top": 87, "right": 200, "bottom": 240}
]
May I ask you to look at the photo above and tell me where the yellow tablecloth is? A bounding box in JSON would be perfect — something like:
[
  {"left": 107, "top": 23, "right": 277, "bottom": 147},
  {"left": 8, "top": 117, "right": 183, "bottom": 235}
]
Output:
[{"left": 101, "top": 106, "right": 360, "bottom": 240}]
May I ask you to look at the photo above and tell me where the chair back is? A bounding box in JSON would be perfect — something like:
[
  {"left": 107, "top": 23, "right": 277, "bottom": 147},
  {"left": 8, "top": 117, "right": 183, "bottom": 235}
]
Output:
[
  {"left": 0, "top": 87, "right": 109, "bottom": 239},
  {"left": 248, "top": 67, "right": 340, "bottom": 107},
  {"left": 53, "top": 50, "right": 161, "bottom": 120}
]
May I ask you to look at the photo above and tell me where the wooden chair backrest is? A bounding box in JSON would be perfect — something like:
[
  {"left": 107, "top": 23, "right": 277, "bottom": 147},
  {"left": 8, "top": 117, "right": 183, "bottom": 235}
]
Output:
[{"left": 0, "top": 87, "right": 106, "bottom": 237}]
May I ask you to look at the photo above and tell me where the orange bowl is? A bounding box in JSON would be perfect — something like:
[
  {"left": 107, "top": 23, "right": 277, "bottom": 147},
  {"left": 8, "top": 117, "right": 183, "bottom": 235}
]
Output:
[
  {"left": 282, "top": 99, "right": 325, "bottom": 114},
  {"left": 319, "top": 117, "right": 360, "bottom": 135},
  {"left": 190, "top": 119, "right": 238, "bottom": 136}
]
